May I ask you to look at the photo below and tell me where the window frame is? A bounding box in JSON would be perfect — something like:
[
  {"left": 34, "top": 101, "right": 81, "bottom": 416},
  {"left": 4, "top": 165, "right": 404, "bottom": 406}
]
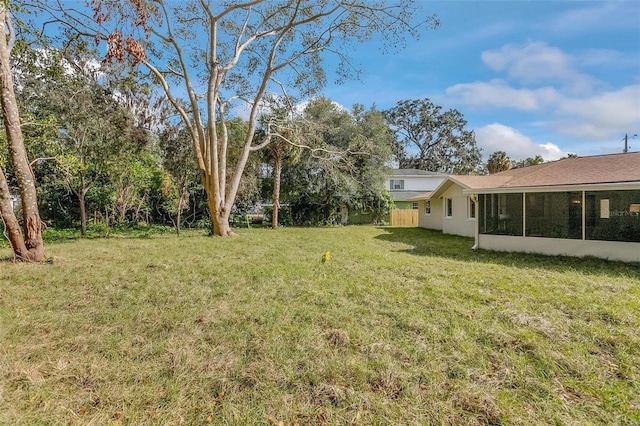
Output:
[
  {"left": 390, "top": 179, "right": 404, "bottom": 190},
  {"left": 468, "top": 197, "right": 476, "bottom": 219}
]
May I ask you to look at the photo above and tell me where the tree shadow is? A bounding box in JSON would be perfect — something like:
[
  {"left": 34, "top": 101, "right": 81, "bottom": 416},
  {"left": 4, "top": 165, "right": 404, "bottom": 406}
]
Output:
[{"left": 374, "top": 227, "right": 640, "bottom": 278}]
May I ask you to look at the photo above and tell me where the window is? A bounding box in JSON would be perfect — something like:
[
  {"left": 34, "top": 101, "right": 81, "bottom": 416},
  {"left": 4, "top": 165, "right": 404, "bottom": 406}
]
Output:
[
  {"left": 390, "top": 179, "right": 404, "bottom": 190},
  {"left": 445, "top": 198, "right": 453, "bottom": 217},
  {"left": 411, "top": 202, "right": 419, "bottom": 210},
  {"left": 425, "top": 200, "right": 431, "bottom": 215},
  {"left": 468, "top": 197, "right": 476, "bottom": 219}
]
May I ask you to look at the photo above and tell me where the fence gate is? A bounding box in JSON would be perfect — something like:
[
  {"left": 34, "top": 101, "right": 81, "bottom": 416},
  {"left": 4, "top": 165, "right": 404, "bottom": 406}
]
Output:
[{"left": 390, "top": 209, "right": 418, "bottom": 227}]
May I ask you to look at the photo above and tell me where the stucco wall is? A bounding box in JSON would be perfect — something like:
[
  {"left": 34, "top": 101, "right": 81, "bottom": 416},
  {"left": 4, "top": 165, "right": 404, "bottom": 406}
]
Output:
[
  {"left": 440, "top": 185, "right": 475, "bottom": 238},
  {"left": 418, "top": 198, "right": 443, "bottom": 230},
  {"left": 478, "top": 235, "right": 640, "bottom": 263}
]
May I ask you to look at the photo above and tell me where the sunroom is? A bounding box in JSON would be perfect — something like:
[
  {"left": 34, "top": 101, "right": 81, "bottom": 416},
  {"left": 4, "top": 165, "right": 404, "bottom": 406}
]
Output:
[{"left": 474, "top": 186, "right": 640, "bottom": 263}]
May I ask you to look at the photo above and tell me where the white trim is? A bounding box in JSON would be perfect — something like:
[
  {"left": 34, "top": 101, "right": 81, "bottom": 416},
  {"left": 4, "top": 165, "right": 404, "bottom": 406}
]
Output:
[
  {"left": 445, "top": 197, "right": 453, "bottom": 218},
  {"left": 581, "top": 191, "right": 586, "bottom": 241},
  {"left": 467, "top": 196, "right": 476, "bottom": 220},
  {"left": 464, "top": 181, "right": 640, "bottom": 195}
]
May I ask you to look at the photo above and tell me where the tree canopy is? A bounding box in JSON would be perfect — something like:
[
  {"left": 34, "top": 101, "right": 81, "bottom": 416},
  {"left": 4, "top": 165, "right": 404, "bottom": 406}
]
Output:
[
  {"left": 486, "top": 151, "right": 512, "bottom": 174},
  {"left": 277, "top": 98, "right": 393, "bottom": 225},
  {"left": 384, "top": 98, "right": 482, "bottom": 174},
  {"left": 486, "top": 151, "right": 545, "bottom": 174},
  {"left": 35, "top": 0, "right": 439, "bottom": 236}
]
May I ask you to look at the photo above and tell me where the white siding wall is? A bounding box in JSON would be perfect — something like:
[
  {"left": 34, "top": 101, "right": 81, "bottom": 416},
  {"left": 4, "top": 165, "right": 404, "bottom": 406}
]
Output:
[{"left": 387, "top": 175, "right": 446, "bottom": 191}]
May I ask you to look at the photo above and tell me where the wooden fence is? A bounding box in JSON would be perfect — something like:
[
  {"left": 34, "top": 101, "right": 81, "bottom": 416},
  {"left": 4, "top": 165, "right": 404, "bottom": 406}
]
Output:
[{"left": 389, "top": 209, "right": 418, "bottom": 227}]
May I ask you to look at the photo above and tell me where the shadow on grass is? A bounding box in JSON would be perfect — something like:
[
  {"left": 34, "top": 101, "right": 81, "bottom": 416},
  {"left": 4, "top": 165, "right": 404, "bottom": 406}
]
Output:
[{"left": 375, "top": 227, "right": 640, "bottom": 277}]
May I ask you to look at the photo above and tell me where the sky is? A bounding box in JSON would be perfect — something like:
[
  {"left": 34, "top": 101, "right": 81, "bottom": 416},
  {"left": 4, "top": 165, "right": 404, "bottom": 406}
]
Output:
[
  {"left": 319, "top": 0, "right": 640, "bottom": 161},
  {"left": 33, "top": 1, "right": 639, "bottom": 162}
]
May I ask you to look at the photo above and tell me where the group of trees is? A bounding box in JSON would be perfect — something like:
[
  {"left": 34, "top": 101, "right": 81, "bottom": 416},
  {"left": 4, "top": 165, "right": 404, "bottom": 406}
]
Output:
[
  {"left": 1, "top": 0, "right": 506, "bottom": 262},
  {"left": 485, "top": 151, "right": 546, "bottom": 174}
]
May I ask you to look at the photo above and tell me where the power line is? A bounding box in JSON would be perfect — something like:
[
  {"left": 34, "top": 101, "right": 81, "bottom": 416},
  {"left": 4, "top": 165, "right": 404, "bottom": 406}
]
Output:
[{"left": 623, "top": 133, "right": 637, "bottom": 153}]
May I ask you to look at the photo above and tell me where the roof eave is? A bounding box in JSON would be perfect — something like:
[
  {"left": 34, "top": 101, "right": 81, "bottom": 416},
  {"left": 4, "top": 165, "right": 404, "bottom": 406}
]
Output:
[{"left": 462, "top": 181, "right": 640, "bottom": 194}]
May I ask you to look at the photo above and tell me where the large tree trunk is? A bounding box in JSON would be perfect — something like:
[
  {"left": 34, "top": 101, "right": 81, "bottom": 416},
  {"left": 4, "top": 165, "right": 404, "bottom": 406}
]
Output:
[
  {"left": 79, "top": 188, "right": 87, "bottom": 237},
  {"left": 0, "top": 4, "right": 44, "bottom": 261},
  {"left": 340, "top": 203, "right": 349, "bottom": 225},
  {"left": 207, "top": 195, "right": 233, "bottom": 236},
  {"left": 0, "top": 167, "right": 30, "bottom": 259},
  {"left": 174, "top": 186, "right": 188, "bottom": 236},
  {"left": 271, "top": 145, "right": 283, "bottom": 229},
  {"left": 175, "top": 201, "right": 182, "bottom": 237}
]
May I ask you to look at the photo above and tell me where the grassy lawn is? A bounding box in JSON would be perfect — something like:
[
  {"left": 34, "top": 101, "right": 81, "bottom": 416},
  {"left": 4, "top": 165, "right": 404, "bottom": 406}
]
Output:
[{"left": 1, "top": 226, "right": 639, "bottom": 425}]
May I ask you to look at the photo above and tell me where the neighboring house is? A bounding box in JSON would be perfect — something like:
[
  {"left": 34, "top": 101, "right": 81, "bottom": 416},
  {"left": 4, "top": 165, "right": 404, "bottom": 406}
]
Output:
[
  {"left": 387, "top": 169, "right": 447, "bottom": 209},
  {"left": 411, "top": 152, "right": 640, "bottom": 263}
]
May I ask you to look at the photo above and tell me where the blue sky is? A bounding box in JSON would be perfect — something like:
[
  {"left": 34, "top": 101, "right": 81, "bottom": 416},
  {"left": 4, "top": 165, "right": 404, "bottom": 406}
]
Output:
[
  {"left": 36, "top": 1, "right": 639, "bottom": 162},
  {"left": 321, "top": 0, "right": 640, "bottom": 161}
]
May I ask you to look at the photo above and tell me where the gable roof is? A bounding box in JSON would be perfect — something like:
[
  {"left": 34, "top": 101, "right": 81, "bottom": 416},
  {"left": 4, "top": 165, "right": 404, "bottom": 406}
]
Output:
[
  {"left": 390, "top": 191, "right": 432, "bottom": 202},
  {"left": 415, "top": 152, "right": 640, "bottom": 199}
]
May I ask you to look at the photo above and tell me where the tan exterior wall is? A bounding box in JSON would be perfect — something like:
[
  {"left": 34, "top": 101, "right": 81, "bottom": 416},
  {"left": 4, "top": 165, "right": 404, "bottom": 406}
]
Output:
[
  {"left": 418, "top": 198, "right": 443, "bottom": 230},
  {"left": 440, "top": 185, "right": 475, "bottom": 238},
  {"left": 478, "top": 235, "right": 640, "bottom": 263}
]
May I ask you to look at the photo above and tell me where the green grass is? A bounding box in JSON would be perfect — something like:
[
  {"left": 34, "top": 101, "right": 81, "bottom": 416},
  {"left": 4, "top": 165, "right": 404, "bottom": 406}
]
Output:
[{"left": 1, "top": 226, "right": 639, "bottom": 425}]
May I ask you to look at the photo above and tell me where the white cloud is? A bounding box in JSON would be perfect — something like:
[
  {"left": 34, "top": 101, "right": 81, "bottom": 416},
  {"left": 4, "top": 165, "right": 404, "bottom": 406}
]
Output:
[
  {"left": 475, "top": 123, "right": 566, "bottom": 161},
  {"left": 480, "top": 41, "right": 597, "bottom": 93},
  {"left": 557, "top": 85, "right": 640, "bottom": 129},
  {"left": 231, "top": 95, "right": 349, "bottom": 121},
  {"left": 481, "top": 42, "right": 573, "bottom": 84},
  {"left": 231, "top": 101, "right": 252, "bottom": 121},
  {"left": 550, "top": 85, "right": 640, "bottom": 142},
  {"left": 446, "top": 79, "right": 558, "bottom": 111}
]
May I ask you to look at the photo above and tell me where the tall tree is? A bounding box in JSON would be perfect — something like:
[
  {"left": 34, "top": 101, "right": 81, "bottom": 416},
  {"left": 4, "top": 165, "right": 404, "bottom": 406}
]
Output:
[
  {"left": 38, "top": 0, "right": 438, "bottom": 236},
  {"left": 259, "top": 96, "right": 303, "bottom": 229},
  {"left": 17, "top": 41, "right": 147, "bottom": 235},
  {"left": 159, "top": 126, "right": 200, "bottom": 235},
  {"left": 280, "top": 98, "right": 393, "bottom": 225},
  {"left": 512, "top": 155, "right": 544, "bottom": 169},
  {"left": 384, "top": 98, "right": 481, "bottom": 174},
  {"left": 0, "top": 2, "right": 44, "bottom": 261},
  {"left": 486, "top": 151, "right": 512, "bottom": 174}
]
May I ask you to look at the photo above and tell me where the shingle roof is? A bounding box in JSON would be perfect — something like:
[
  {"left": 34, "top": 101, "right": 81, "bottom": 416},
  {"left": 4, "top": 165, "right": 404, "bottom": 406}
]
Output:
[
  {"left": 419, "top": 152, "right": 640, "bottom": 199},
  {"left": 458, "top": 152, "right": 640, "bottom": 188},
  {"left": 390, "top": 191, "right": 431, "bottom": 202},
  {"left": 392, "top": 169, "right": 448, "bottom": 177},
  {"left": 492, "top": 152, "right": 640, "bottom": 187},
  {"left": 407, "top": 191, "right": 432, "bottom": 201}
]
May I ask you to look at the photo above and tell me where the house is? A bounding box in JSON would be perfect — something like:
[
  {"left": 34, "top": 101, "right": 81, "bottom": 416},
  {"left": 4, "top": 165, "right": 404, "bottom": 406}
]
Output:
[
  {"left": 387, "top": 169, "right": 447, "bottom": 209},
  {"left": 411, "top": 152, "right": 640, "bottom": 263}
]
